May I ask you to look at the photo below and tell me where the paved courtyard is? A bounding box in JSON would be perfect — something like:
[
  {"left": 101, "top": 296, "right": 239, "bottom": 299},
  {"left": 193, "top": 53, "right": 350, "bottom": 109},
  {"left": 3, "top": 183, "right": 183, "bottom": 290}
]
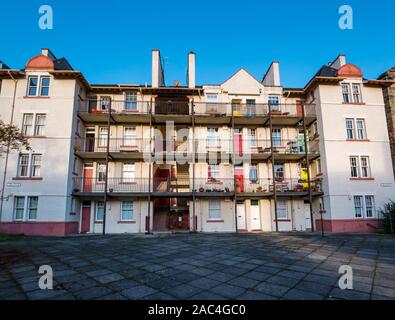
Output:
[{"left": 0, "top": 232, "right": 395, "bottom": 300}]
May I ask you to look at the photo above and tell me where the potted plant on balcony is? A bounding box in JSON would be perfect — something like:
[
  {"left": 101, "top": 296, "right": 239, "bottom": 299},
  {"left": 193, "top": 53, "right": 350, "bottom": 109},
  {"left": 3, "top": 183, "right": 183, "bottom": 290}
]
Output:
[
  {"left": 256, "top": 186, "right": 263, "bottom": 193},
  {"left": 74, "top": 144, "right": 81, "bottom": 152},
  {"left": 109, "top": 187, "right": 114, "bottom": 193},
  {"left": 73, "top": 187, "right": 80, "bottom": 193},
  {"left": 199, "top": 187, "right": 204, "bottom": 192}
]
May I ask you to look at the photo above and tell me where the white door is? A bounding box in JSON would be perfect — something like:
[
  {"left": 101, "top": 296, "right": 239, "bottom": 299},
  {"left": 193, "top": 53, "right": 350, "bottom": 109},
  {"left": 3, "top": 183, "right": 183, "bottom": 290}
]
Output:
[
  {"left": 304, "top": 203, "right": 312, "bottom": 230},
  {"left": 251, "top": 202, "right": 261, "bottom": 231},
  {"left": 237, "top": 203, "right": 246, "bottom": 230}
]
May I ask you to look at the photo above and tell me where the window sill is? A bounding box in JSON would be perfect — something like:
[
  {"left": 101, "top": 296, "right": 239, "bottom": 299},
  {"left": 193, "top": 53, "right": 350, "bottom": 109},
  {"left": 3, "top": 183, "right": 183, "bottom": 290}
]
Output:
[
  {"left": 12, "top": 177, "right": 43, "bottom": 181},
  {"left": 350, "top": 178, "right": 375, "bottom": 181},
  {"left": 94, "top": 221, "right": 103, "bottom": 224},
  {"left": 117, "top": 221, "right": 136, "bottom": 224},
  {"left": 23, "top": 96, "right": 50, "bottom": 99},
  {"left": 346, "top": 139, "right": 370, "bottom": 142},
  {"left": 207, "top": 220, "right": 224, "bottom": 223},
  {"left": 274, "top": 219, "right": 291, "bottom": 222},
  {"left": 342, "top": 102, "right": 365, "bottom": 106},
  {"left": 23, "top": 136, "right": 47, "bottom": 139}
]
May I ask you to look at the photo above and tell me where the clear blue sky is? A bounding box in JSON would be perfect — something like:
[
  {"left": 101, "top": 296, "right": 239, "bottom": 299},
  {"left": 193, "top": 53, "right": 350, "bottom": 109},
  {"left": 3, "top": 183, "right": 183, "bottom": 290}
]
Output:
[{"left": 1, "top": 0, "right": 394, "bottom": 88}]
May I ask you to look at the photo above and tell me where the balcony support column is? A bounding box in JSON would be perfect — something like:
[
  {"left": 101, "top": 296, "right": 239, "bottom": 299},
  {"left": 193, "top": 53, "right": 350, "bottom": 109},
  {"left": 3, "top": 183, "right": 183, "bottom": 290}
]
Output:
[
  {"left": 232, "top": 106, "right": 238, "bottom": 232},
  {"left": 192, "top": 99, "right": 196, "bottom": 232},
  {"left": 146, "top": 98, "right": 153, "bottom": 234},
  {"left": 302, "top": 102, "right": 315, "bottom": 232},
  {"left": 102, "top": 107, "right": 112, "bottom": 235},
  {"left": 269, "top": 108, "right": 279, "bottom": 232}
]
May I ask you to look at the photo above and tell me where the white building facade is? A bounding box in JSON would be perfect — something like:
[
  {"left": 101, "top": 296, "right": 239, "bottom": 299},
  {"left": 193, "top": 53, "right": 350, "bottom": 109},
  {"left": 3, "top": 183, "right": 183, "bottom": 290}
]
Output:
[{"left": 0, "top": 49, "right": 393, "bottom": 236}]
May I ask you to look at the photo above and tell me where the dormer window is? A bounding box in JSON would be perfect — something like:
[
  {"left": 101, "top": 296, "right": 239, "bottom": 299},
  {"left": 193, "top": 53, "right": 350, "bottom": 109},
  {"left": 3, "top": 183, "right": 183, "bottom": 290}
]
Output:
[{"left": 27, "top": 76, "right": 50, "bottom": 97}]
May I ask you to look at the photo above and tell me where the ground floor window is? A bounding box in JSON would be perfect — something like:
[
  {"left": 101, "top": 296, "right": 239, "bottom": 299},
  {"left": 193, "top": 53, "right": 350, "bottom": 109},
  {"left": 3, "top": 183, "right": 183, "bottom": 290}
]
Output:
[
  {"left": 96, "top": 201, "right": 104, "bottom": 221},
  {"left": 121, "top": 201, "right": 134, "bottom": 221},
  {"left": 354, "top": 195, "right": 375, "bottom": 218},
  {"left": 208, "top": 200, "right": 221, "bottom": 220},
  {"left": 13, "top": 196, "right": 38, "bottom": 221},
  {"left": 276, "top": 200, "right": 288, "bottom": 219},
  {"left": 353, "top": 196, "right": 363, "bottom": 218}
]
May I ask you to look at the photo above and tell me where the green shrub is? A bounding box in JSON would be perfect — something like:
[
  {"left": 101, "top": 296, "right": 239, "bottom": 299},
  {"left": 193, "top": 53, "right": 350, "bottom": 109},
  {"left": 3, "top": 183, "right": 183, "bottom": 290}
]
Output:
[{"left": 380, "top": 200, "right": 395, "bottom": 234}]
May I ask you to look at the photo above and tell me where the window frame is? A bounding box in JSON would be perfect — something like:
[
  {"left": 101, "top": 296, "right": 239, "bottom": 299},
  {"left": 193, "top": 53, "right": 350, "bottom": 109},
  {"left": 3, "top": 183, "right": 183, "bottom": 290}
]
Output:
[
  {"left": 98, "top": 127, "right": 109, "bottom": 147},
  {"left": 124, "top": 92, "right": 137, "bottom": 111},
  {"left": 356, "top": 119, "right": 367, "bottom": 140},
  {"left": 365, "top": 195, "right": 375, "bottom": 218},
  {"left": 360, "top": 156, "right": 371, "bottom": 178},
  {"left": 13, "top": 196, "right": 39, "bottom": 221},
  {"left": 277, "top": 200, "right": 288, "bottom": 219},
  {"left": 350, "top": 156, "right": 360, "bottom": 178},
  {"left": 34, "top": 114, "right": 46, "bottom": 136},
  {"left": 122, "top": 163, "right": 136, "bottom": 183},
  {"left": 208, "top": 200, "right": 221, "bottom": 220},
  {"left": 341, "top": 83, "right": 351, "bottom": 103},
  {"left": 249, "top": 165, "right": 258, "bottom": 183},
  {"left": 352, "top": 83, "right": 362, "bottom": 103},
  {"left": 120, "top": 201, "right": 134, "bottom": 221},
  {"left": 208, "top": 164, "right": 220, "bottom": 180},
  {"left": 39, "top": 76, "right": 50, "bottom": 96},
  {"left": 95, "top": 201, "right": 104, "bottom": 222},
  {"left": 22, "top": 114, "right": 34, "bottom": 136},
  {"left": 27, "top": 76, "right": 39, "bottom": 96},
  {"left": 346, "top": 118, "right": 355, "bottom": 140},
  {"left": 353, "top": 196, "right": 364, "bottom": 218},
  {"left": 27, "top": 196, "right": 38, "bottom": 221},
  {"left": 123, "top": 127, "right": 137, "bottom": 146}
]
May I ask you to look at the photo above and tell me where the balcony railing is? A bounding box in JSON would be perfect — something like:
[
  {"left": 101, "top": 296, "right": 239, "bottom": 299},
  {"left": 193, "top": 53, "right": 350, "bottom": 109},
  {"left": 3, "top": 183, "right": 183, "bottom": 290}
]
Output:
[
  {"left": 72, "top": 177, "right": 322, "bottom": 194},
  {"left": 74, "top": 137, "right": 318, "bottom": 156},
  {"left": 78, "top": 100, "right": 316, "bottom": 118}
]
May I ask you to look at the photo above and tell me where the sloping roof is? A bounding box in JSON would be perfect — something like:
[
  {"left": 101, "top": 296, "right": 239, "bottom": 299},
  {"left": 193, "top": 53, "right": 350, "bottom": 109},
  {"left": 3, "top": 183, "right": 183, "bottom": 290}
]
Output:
[
  {"left": 314, "top": 65, "right": 338, "bottom": 78},
  {"left": 0, "top": 60, "right": 10, "bottom": 70},
  {"left": 54, "top": 57, "right": 74, "bottom": 71}
]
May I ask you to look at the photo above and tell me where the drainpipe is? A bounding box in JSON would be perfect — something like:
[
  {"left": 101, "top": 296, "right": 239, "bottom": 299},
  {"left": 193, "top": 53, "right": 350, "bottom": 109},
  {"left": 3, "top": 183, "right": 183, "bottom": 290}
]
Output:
[{"left": 0, "top": 71, "right": 19, "bottom": 223}]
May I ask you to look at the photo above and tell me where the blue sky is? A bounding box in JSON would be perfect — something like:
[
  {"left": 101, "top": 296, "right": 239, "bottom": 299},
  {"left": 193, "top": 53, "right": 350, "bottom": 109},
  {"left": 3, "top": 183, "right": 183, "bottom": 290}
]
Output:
[{"left": 1, "top": 0, "right": 394, "bottom": 88}]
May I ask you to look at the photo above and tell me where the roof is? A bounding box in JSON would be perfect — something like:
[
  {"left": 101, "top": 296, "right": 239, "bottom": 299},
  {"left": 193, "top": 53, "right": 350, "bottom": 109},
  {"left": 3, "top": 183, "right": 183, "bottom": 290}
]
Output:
[
  {"left": 54, "top": 57, "right": 73, "bottom": 71},
  {"left": 314, "top": 65, "right": 338, "bottom": 77},
  {"left": 0, "top": 60, "right": 10, "bottom": 70}
]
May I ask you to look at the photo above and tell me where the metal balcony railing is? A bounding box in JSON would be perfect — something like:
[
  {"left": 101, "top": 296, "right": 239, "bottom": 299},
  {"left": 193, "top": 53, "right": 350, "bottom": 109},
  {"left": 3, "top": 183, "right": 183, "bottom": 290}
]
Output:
[
  {"left": 72, "top": 177, "right": 323, "bottom": 194},
  {"left": 78, "top": 99, "right": 316, "bottom": 118},
  {"left": 74, "top": 138, "right": 152, "bottom": 153}
]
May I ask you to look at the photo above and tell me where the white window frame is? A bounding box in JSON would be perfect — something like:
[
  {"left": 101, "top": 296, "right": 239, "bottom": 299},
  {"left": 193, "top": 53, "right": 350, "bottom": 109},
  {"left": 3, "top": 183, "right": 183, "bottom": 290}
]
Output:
[
  {"left": 122, "top": 163, "right": 136, "bottom": 183},
  {"left": 27, "top": 75, "right": 50, "bottom": 97},
  {"left": 22, "top": 114, "right": 34, "bottom": 136},
  {"left": 125, "top": 92, "right": 137, "bottom": 111},
  {"left": 268, "top": 96, "right": 280, "bottom": 111},
  {"left": 13, "top": 196, "right": 39, "bottom": 221},
  {"left": 356, "top": 119, "right": 367, "bottom": 140},
  {"left": 249, "top": 165, "right": 258, "bottom": 183},
  {"left": 208, "top": 200, "right": 221, "bottom": 220},
  {"left": 272, "top": 128, "right": 282, "bottom": 147},
  {"left": 342, "top": 83, "right": 351, "bottom": 103},
  {"left": 97, "top": 163, "right": 106, "bottom": 182},
  {"left": 365, "top": 195, "right": 375, "bottom": 218},
  {"left": 34, "top": 114, "right": 46, "bottom": 136},
  {"left": 39, "top": 76, "right": 50, "bottom": 96},
  {"left": 346, "top": 118, "right": 355, "bottom": 139},
  {"left": 277, "top": 200, "right": 288, "bottom": 219},
  {"left": 100, "top": 96, "right": 111, "bottom": 111},
  {"left": 247, "top": 128, "right": 257, "bottom": 149},
  {"left": 123, "top": 127, "right": 136, "bottom": 146},
  {"left": 350, "top": 156, "right": 360, "bottom": 178},
  {"left": 207, "top": 128, "right": 219, "bottom": 147},
  {"left": 121, "top": 201, "right": 134, "bottom": 221},
  {"left": 360, "top": 156, "right": 371, "bottom": 178},
  {"left": 98, "top": 127, "right": 108, "bottom": 147},
  {"left": 208, "top": 164, "right": 220, "bottom": 180},
  {"left": 353, "top": 196, "right": 364, "bottom": 218},
  {"left": 352, "top": 83, "right": 362, "bottom": 103},
  {"left": 18, "top": 153, "right": 42, "bottom": 178},
  {"left": 96, "top": 201, "right": 104, "bottom": 221}
]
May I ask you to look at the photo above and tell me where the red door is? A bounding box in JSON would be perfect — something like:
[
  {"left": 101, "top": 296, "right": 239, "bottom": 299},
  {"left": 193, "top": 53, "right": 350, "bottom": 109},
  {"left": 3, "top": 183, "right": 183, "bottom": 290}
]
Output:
[
  {"left": 83, "top": 168, "right": 93, "bottom": 192},
  {"left": 235, "top": 167, "right": 244, "bottom": 192},
  {"left": 296, "top": 101, "right": 303, "bottom": 117},
  {"left": 234, "top": 133, "right": 243, "bottom": 156},
  {"left": 81, "top": 207, "right": 91, "bottom": 234}
]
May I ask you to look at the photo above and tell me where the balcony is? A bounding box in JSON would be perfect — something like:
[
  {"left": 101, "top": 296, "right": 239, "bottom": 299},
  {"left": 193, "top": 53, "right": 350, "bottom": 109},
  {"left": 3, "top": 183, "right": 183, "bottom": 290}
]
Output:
[
  {"left": 77, "top": 100, "right": 316, "bottom": 125},
  {"left": 72, "top": 177, "right": 323, "bottom": 197}
]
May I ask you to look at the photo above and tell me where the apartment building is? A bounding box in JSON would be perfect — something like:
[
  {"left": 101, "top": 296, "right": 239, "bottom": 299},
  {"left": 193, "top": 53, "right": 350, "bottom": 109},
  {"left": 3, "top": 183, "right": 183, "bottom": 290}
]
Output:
[
  {"left": 0, "top": 49, "right": 394, "bottom": 236},
  {"left": 378, "top": 67, "right": 395, "bottom": 180}
]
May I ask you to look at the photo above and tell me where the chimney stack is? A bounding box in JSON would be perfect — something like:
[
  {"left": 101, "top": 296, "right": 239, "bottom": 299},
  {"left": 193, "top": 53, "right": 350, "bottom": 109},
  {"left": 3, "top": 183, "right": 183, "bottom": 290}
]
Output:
[
  {"left": 262, "top": 61, "right": 281, "bottom": 87},
  {"left": 41, "top": 48, "right": 56, "bottom": 61},
  {"left": 187, "top": 51, "right": 196, "bottom": 88},
  {"left": 329, "top": 54, "right": 347, "bottom": 70},
  {"left": 152, "top": 49, "right": 164, "bottom": 88}
]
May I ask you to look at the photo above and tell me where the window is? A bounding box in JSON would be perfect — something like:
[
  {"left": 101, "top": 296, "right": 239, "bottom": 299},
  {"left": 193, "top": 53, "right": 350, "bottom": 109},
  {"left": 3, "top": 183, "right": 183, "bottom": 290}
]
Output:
[
  {"left": 34, "top": 114, "right": 46, "bottom": 136},
  {"left": 13, "top": 196, "right": 39, "bottom": 221},
  {"left": 208, "top": 164, "right": 219, "bottom": 180},
  {"left": 207, "top": 128, "right": 219, "bottom": 147},
  {"left": 125, "top": 92, "right": 137, "bottom": 111},
  {"left": 97, "top": 163, "right": 106, "bottom": 182},
  {"left": 208, "top": 200, "right": 221, "bottom": 220},
  {"left": 346, "top": 119, "right": 355, "bottom": 139},
  {"left": 14, "top": 197, "right": 25, "bottom": 221},
  {"left": 207, "top": 94, "right": 218, "bottom": 101},
  {"left": 247, "top": 128, "right": 257, "bottom": 148},
  {"left": 27, "top": 76, "right": 50, "bottom": 97},
  {"left": 249, "top": 165, "right": 258, "bottom": 183},
  {"left": 272, "top": 129, "right": 282, "bottom": 147},
  {"left": 268, "top": 96, "right": 280, "bottom": 111},
  {"left": 22, "top": 113, "right": 46, "bottom": 137},
  {"left": 96, "top": 201, "right": 104, "bottom": 221},
  {"left": 354, "top": 196, "right": 363, "bottom": 218},
  {"left": 31, "top": 155, "right": 42, "bottom": 177},
  {"left": 17, "top": 154, "right": 31, "bottom": 177},
  {"left": 98, "top": 128, "right": 108, "bottom": 147},
  {"left": 342, "top": 84, "right": 351, "bottom": 103},
  {"left": 246, "top": 99, "right": 256, "bottom": 116},
  {"left": 121, "top": 201, "right": 134, "bottom": 221},
  {"left": 316, "top": 159, "right": 322, "bottom": 174},
  {"left": 22, "top": 114, "right": 34, "bottom": 136},
  {"left": 27, "top": 196, "right": 38, "bottom": 220},
  {"left": 350, "top": 156, "right": 359, "bottom": 178},
  {"left": 100, "top": 97, "right": 111, "bottom": 110},
  {"left": 274, "top": 163, "right": 284, "bottom": 180},
  {"left": 122, "top": 163, "right": 135, "bottom": 182},
  {"left": 27, "top": 76, "right": 38, "bottom": 96},
  {"left": 365, "top": 196, "right": 375, "bottom": 218},
  {"left": 277, "top": 200, "right": 288, "bottom": 219},
  {"left": 40, "top": 77, "right": 50, "bottom": 96},
  {"left": 352, "top": 84, "right": 361, "bottom": 103},
  {"left": 360, "top": 156, "right": 371, "bottom": 178},
  {"left": 356, "top": 119, "right": 366, "bottom": 139},
  {"left": 123, "top": 127, "right": 136, "bottom": 146},
  {"left": 19, "top": 154, "right": 42, "bottom": 178}
]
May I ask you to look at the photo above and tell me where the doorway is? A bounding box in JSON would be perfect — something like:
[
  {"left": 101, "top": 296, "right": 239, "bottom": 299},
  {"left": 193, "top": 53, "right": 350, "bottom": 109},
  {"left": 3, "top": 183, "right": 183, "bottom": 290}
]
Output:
[
  {"left": 250, "top": 200, "right": 261, "bottom": 231},
  {"left": 81, "top": 201, "right": 91, "bottom": 234},
  {"left": 304, "top": 201, "right": 312, "bottom": 231},
  {"left": 237, "top": 202, "right": 246, "bottom": 231}
]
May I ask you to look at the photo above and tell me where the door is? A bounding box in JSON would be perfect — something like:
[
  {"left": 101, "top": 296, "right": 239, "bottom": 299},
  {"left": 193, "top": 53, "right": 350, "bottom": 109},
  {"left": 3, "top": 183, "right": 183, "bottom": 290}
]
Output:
[
  {"left": 235, "top": 167, "right": 244, "bottom": 192},
  {"left": 234, "top": 130, "right": 243, "bottom": 156},
  {"left": 296, "top": 100, "right": 303, "bottom": 117},
  {"left": 250, "top": 201, "right": 261, "bottom": 231},
  {"left": 304, "top": 203, "right": 312, "bottom": 230},
  {"left": 81, "top": 202, "right": 91, "bottom": 234},
  {"left": 237, "top": 203, "right": 246, "bottom": 231},
  {"left": 83, "top": 167, "right": 93, "bottom": 192}
]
